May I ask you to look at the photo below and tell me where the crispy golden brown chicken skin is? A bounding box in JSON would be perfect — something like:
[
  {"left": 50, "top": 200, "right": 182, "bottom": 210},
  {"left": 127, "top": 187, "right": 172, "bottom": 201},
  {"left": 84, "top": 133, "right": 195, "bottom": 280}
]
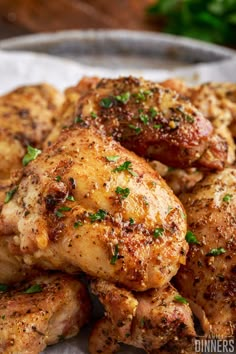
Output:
[
  {"left": 0, "top": 273, "right": 91, "bottom": 354},
  {"left": 0, "top": 127, "right": 187, "bottom": 291},
  {"left": 0, "top": 84, "right": 64, "bottom": 182},
  {"left": 47, "top": 76, "right": 227, "bottom": 170},
  {"left": 89, "top": 279, "right": 196, "bottom": 354},
  {"left": 175, "top": 167, "right": 236, "bottom": 337}
]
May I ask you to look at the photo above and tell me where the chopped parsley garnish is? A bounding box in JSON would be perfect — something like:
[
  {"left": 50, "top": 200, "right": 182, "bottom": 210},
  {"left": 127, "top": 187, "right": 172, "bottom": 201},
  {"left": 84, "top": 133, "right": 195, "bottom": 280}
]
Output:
[
  {"left": 113, "top": 161, "right": 138, "bottom": 176},
  {"left": 89, "top": 209, "right": 107, "bottom": 223},
  {"left": 129, "top": 218, "right": 135, "bottom": 225},
  {"left": 67, "top": 195, "right": 75, "bottom": 202},
  {"left": 74, "top": 116, "right": 84, "bottom": 124},
  {"left": 206, "top": 247, "right": 226, "bottom": 256},
  {"left": 74, "top": 221, "right": 83, "bottom": 228},
  {"left": 91, "top": 112, "right": 97, "bottom": 119},
  {"left": 154, "top": 227, "right": 164, "bottom": 238},
  {"left": 115, "top": 92, "right": 130, "bottom": 104},
  {"left": 55, "top": 210, "right": 64, "bottom": 218},
  {"left": 24, "top": 284, "right": 42, "bottom": 294},
  {"left": 100, "top": 97, "right": 113, "bottom": 108},
  {"left": 0, "top": 284, "right": 8, "bottom": 292},
  {"left": 4, "top": 187, "right": 18, "bottom": 204},
  {"left": 185, "top": 231, "right": 199, "bottom": 244},
  {"left": 22, "top": 146, "right": 42, "bottom": 166},
  {"left": 134, "top": 89, "right": 153, "bottom": 102},
  {"left": 58, "top": 206, "right": 72, "bottom": 212},
  {"left": 149, "top": 107, "right": 158, "bottom": 118},
  {"left": 153, "top": 124, "right": 162, "bottom": 129},
  {"left": 115, "top": 186, "right": 130, "bottom": 199},
  {"left": 55, "top": 176, "right": 61, "bottom": 182},
  {"left": 186, "top": 115, "right": 194, "bottom": 123},
  {"left": 1, "top": 315, "right": 5, "bottom": 320},
  {"left": 140, "top": 113, "right": 149, "bottom": 125},
  {"left": 69, "top": 177, "right": 76, "bottom": 189},
  {"left": 223, "top": 194, "right": 233, "bottom": 203},
  {"left": 128, "top": 124, "right": 142, "bottom": 134},
  {"left": 174, "top": 295, "right": 188, "bottom": 304},
  {"left": 106, "top": 155, "right": 120, "bottom": 162},
  {"left": 110, "top": 244, "right": 119, "bottom": 265}
]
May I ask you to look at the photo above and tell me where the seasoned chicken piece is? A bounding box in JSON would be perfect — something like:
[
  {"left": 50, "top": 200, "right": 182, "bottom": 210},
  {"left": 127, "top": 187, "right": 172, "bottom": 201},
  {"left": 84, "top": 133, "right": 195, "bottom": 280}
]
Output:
[
  {"left": 89, "top": 279, "right": 196, "bottom": 354},
  {"left": 0, "top": 84, "right": 64, "bottom": 181},
  {"left": 47, "top": 76, "right": 227, "bottom": 170},
  {"left": 0, "top": 127, "right": 187, "bottom": 291},
  {"left": 0, "top": 272, "right": 91, "bottom": 354},
  {"left": 175, "top": 167, "right": 236, "bottom": 337}
]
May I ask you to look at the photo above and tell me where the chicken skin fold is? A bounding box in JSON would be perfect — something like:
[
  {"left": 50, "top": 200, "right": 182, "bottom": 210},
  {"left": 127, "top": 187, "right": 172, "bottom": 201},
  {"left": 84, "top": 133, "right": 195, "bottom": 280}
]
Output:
[
  {"left": 89, "top": 279, "right": 196, "bottom": 354},
  {"left": 0, "top": 273, "right": 91, "bottom": 354},
  {"left": 0, "top": 127, "right": 187, "bottom": 291},
  {"left": 175, "top": 167, "right": 236, "bottom": 338},
  {"left": 47, "top": 76, "right": 227, "bottom": 170}
]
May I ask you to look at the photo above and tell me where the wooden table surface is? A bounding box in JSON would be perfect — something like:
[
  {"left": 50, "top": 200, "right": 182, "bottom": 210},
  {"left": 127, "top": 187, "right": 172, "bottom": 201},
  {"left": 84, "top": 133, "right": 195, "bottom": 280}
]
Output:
[{"left": 0, "top": 0, "right": 160, "bottom": 40}]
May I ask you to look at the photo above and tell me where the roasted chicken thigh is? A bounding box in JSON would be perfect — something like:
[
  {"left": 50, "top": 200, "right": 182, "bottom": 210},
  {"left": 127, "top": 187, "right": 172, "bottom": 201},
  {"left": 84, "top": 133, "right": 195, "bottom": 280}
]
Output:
[{"left": 0, "top": 127, "right": 187, "bottom": 291}]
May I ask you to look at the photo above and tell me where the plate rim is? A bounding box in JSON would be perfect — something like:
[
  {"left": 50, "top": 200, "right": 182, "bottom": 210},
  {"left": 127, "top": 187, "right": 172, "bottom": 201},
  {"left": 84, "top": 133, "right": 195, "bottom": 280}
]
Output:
[{"left": 0, "top": 29, "right": 235, "bottom": 60}]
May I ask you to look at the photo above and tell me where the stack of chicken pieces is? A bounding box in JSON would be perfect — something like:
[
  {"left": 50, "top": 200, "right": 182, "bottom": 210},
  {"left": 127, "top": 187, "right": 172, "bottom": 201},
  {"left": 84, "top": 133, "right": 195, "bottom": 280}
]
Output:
[{"left": 0, "top": 76, "right": 235, "bottom": 354}]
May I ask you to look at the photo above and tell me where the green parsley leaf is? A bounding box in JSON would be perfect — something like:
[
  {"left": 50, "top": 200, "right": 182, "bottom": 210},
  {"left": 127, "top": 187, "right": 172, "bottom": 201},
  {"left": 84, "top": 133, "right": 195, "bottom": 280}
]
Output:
[
  {"left": 154, "top": 227, "right": 164, "bottom": 238},
  {"left": 110, "top": 244, "right": 119, "bottom": 265},
  {"left": 74, "top": 116, "right": 84, "bottom": 124},
  {"left": 89, "top": 209, "right": 107, "bottom": 223},
  {"left": 0, "top": 284, "right": 8, "bottom": 292},
  {"left": 115, "top": 92, "right": 130, "bottom": 104},
  {"left": 149, "top": 107, "right": 158, "bottom": 118},
  {"left": 55, "top": 176, "right": 61, "bottom": 182},
  {"left": 129, "top": 218, "right": 135, "bottom": 225},
  {"left": 113, "top": 161, "right": 138, "bottom": 176},
  {"left": 91, "top": 112, "right": 97, "bottom": 119},
  {"left": 223, "top": 194, "right": 233, "bottom": 203},
  {"left": 185, "top": 230, "right": 199, "bottom": 244},
  {"left": 4, "top": 187, "right": 18, "bottom": 204},
  {"left": 115, "top": 186, "right": 130, "bottom": 199},
  {"left": 140, "top": 113, "right": 149, "bottom": 125},
  {"left": 24, "top": 284, "right": 42, "bottom": 294},
  {"left": 186, "top": 115, "right": 194, "bottom": 123},
  {"left": 174, "top": 295, "right": 188, "bottom": 304},
  {"left": 74, "top": 221, "right": 83, "bottom": 228},
  {"left": 1, "top": 315, "right": 5, "bottom": 320},
  {"left": 106, "top": 155, "right": 120, "bottom": 162},
  {"left": 22, "top": 146, "right": 42, "bottom": 166},
  {"left": 55, "top": 210, "right": 64, "bottom": 218},
  {"left": 128, "top": 124, "right": 142, "bottom": 134},
  {"left": 206, "top": 247, "right": 226, "bottom": 257},
  {"left": 100, "top": 97, "right": 113, "bottom": 108},
  {"left": 67, "top": 195, "right": 75, "bottom": 202},
  {"left": 153, "top": 124, "right": 162, "bottom": 129},
  {"left": 58, "top": 206, "right": 72, "bottom": 212}
]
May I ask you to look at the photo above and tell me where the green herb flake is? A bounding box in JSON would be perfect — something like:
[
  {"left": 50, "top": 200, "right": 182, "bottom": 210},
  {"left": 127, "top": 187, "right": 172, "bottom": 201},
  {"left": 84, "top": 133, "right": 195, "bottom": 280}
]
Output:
[
  {"left": 67, "top": 195, "right": 75, "bottom": 202},
  {"left": 153, "top": 124, "right": 162, "bottom": 129},
  {"left": 186, "top": 115, "right": 195, "bottom": 123},
  {"left": 149, "top": 107, "right": 158, "bottom": 118},
  {"left": 55, "top": 210, "right": 64, "bottom": 218},
  {"left": 140, "top": 113, "right": 149, "bottom": 125},
  {"left": 113, "top": 161, "right": 138, "bottom": 176},
  {"left": 206, "top": 247, "right": 226, "bottom": 257},
  {"left": 185, "top": 230, "right": 199, "bottom": 245},
  {"left": 1, "top": 315, "right": 5, "bottom": 320},
  {"left": 100, "top": 97, "right": 113, "bottom": 108},
  {"left": 223, "top": 194, "right": 233, "bottom": 203},
  {"left": 128, "top": 124, "right": 142, "bottom": 134},
  {"left": 89, "top": 209, "right": 107, "bottom": 223},
  {"left": 129, "top": 218, "right": 135, "bottom": 225},
  {"left": 22, "top": 146, "right": 42, "bottom": 166},
  {"left": 91, "top": 112, "right": 97, "bottom": 119},
  {"left": 154, "top": 227, "right": 164, "bottom": 238},
  {"left": 58, "top": 206, "right": 72, "bottom": 212},
  {"left": 115, "top": 92, "right": 130, "bottom": 104},
  {"left": 115, "top": 186, "right": 130, "bottom": 199},
  {"left": 110, "top": 244, "right": 119, "bottom": 265},
  {"left": 0, "top": 284, "right": 8, "bottom": 292},
  {"left": 4, "top": 187, "right": 18, "bottom": 204},
  {"left": 106, "top": 155, "right": 120, "bottom": 162},
  {"left": 74, "top": 116, "right": 84, "bottom": 124},
  {"left": 55, "top": 176, "right": 61, "bottom": 182},
  {"left": 24, "top": 284, "right": 42, "bottom": 294},
  {"left": 174, "top": 295, "right": 188, "bottom": 304},
  {"left": 74, "top": 221, "right": 83, "bottom": 228}
]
